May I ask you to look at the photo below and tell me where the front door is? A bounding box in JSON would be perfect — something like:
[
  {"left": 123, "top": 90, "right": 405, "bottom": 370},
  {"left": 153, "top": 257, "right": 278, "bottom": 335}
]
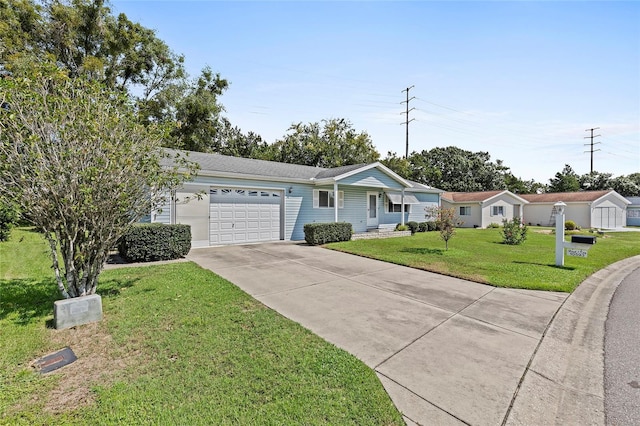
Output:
[{"left": 367, "top": 192, "right": 379, "bottom": 227}]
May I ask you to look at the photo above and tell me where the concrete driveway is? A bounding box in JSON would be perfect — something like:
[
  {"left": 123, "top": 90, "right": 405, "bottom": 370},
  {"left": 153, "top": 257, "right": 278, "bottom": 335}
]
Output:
[{"left": 187, "top": 242, "right": 568, "bottom": 425}]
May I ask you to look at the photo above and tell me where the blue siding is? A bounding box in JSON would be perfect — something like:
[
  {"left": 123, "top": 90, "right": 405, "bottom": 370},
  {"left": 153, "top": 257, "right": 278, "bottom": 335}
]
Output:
[
  {"left": 409, "top": 192, "right": 440, "bottom": 223},
  {"left": 338, "top": 168, "right": 405, "bottom": 189}
]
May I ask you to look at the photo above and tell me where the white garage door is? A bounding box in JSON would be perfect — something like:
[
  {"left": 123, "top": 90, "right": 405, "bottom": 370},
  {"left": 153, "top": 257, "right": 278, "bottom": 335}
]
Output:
[{"left": 210, "top": 188, "right": 282, "bottom": 244}]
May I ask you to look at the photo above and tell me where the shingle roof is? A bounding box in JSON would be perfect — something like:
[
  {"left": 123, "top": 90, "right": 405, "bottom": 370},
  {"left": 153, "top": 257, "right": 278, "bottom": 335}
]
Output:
[
  {"left": 520, "top": 190, "right": 612, "bottom": 203},
  {"left": 407, "top": 179, "right": 442, "bottom": 192},
  {"left": 164, "top": 149, "right": 442, "bottom": 193},
  {"left": 442, "top": 190, "right": 505, "bottom": 202},
  {"left": 314, "top": 163, "right": 367, "bottom": 179},
  {"left": 165, "top": 149, "right": 325, "bottom": 180}
]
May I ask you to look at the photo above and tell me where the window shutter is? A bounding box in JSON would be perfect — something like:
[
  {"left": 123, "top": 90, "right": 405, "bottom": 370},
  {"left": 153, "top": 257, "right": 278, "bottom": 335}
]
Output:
[
  {"left": 313, "top": 189, "right": 319, "bottom": 208},
  {"left": 338, "top": 191, "right": 344, "bottom": 208}
]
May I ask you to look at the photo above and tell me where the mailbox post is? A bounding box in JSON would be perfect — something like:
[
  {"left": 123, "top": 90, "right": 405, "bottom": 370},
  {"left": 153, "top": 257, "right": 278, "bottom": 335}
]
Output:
[
  {"left": 555, "top": 202, "right": 566, "bottom": 266},
  {"left": 555, "top": 201, "right": 596, "bottom": 266}
]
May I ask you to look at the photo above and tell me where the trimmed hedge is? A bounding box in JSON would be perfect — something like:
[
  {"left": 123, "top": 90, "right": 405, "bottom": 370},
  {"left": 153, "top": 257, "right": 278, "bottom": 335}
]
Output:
[
  {"left": 418, "top": 222, "right": 428, "bottom": 233},
  {"left": 119, "top": 223, "right": 191, "bottom": 262},
  {"left": 304, "top": 222, "right": 352, "bottom": 246},
  {"left": 406, "top": 221, "right": 419, "bottom": 235}
]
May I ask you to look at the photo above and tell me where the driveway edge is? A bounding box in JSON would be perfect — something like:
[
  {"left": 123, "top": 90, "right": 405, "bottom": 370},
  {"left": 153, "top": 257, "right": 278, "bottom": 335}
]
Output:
[{"left": 504, "top": 255, "right": 640, "bottom": 425}]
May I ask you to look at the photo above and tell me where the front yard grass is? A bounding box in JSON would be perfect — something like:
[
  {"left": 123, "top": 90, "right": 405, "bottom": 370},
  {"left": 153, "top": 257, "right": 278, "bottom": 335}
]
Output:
[
  {"left": 327, "top": 228, "right": 640, "bottom": 293},
  {"left": 0, "top": 228, "right": 403, "bottom": 425}
]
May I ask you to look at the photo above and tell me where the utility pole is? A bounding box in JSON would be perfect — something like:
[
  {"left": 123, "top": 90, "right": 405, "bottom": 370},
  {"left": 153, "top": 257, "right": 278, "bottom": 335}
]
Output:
[
  {"left": 401, "top": 86, "right": 415, "bottom": 159},
  {"left": 584, "top": 127, "right": 601, "bottom": 173}
]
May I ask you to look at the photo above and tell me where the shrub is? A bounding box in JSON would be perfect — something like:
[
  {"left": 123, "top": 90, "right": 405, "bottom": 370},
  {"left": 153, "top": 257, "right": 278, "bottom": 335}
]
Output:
[
  {"left": 565, "top": 220, "right": 577, "bottom": 231},
  {"left": 0, "top": 201, "right": 20, "bottom": 242},
  {"left": 119, "top": 223, "right": 191, "bottom": 262},
  {"left": 406, "top": 221, "right": 419, "bottom": 235},
  {"left": 427, "top": 221, "right": 437, "bottom": 232},
  {"left": 488, "top": 223, "right": 500, "bottom": 228},
  {"left": 304, "top": 222, "right": 352, "bottom": 245},
  {"left": 395, "top": 224, "right": 408, "bottom": 231},
  {"left": 418, "top": 222, "right": 428, "bottom": 232},
  {"left": 501, "top": 217, "right": 528, "bottom": 245}
]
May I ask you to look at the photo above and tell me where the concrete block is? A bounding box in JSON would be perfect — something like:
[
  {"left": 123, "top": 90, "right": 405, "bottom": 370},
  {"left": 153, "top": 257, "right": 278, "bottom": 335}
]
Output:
[{"left": 54, "top": 294, "right": 103, "bottom": 330}]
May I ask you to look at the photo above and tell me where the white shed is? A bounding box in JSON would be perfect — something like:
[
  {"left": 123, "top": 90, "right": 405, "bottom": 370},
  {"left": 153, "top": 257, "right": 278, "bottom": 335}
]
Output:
[
  {"left": 441, "top": 190, "right": 529, "bottom": 228},
  {"left": 520, "top": 190, "right": 630, "bottom": 229}
]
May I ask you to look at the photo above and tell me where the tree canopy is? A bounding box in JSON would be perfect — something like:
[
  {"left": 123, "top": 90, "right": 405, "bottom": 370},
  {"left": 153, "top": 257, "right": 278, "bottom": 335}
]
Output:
[
  {"left": 266, "top": 119, "right": 379, "bottom": 168},
  {"left": 0, "top": 65, "right": 195, "bottom": 298}
]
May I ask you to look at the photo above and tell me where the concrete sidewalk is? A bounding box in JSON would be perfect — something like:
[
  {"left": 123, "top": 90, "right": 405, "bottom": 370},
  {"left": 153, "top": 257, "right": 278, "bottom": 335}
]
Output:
[{"left": 506, "top": 255, "right": 640, "bottom": 425}]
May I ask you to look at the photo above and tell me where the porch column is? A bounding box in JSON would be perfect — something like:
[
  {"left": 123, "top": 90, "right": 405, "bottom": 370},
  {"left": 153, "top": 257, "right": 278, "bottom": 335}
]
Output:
[
  {"left": 334, "top": 181, "right": 339, "bottom": 222},
  {"left": 401, "top": 188, "right": 405, "bottom": 226}
]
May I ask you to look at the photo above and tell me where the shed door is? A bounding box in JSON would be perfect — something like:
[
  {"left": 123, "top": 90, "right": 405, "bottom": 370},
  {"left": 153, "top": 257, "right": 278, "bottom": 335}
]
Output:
[
  {"left": 594, "top": 206, "right": 617, "bottom": 229},
  {"left": 210, "top": 188, "right": 282, "bottom": 245}
]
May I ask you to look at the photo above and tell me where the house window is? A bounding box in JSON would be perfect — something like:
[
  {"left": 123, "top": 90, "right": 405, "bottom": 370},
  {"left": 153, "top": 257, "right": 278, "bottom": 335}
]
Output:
[
  {"left": 313, "top": 189, "right": 344, "bottom": 208},
  {"left": 492, "top": 206, "right": 504, "bottom": 216},
  {"left": 460, "top": 206, "right": 471, "bottom": 216},
  {"left": 387, "top": 201, "right": 411, "bottom": 213},
  {"left": 628, "top": 209, "right": 640, "bottom": 218}
]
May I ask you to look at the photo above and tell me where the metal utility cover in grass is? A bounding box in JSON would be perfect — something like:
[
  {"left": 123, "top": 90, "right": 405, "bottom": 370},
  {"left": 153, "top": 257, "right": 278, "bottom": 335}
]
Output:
[{"left": 33, "top": 347, "right": 77, "bottom": 374}]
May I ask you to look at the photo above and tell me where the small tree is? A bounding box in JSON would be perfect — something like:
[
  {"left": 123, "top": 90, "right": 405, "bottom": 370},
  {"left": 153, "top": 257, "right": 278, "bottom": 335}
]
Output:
[
  {"left": 501, "top": 217, "right": 528, "bottom": 245},
  {"left": 0, "top": 64, "right": 197, "bottom": 298},
  {"left": 427, "top": 206, "right": 460, "bottom": 250}
]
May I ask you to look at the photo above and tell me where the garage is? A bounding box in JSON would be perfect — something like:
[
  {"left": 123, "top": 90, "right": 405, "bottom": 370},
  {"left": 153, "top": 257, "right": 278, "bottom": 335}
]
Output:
[{"left": 209, "top": 188, "right": 283, "bottom": 245}]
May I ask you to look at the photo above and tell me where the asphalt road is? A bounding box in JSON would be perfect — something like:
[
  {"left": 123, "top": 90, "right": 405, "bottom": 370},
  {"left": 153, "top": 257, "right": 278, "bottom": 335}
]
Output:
[{"left": 604, "top": 266, "right": 640, "bottom": 425}]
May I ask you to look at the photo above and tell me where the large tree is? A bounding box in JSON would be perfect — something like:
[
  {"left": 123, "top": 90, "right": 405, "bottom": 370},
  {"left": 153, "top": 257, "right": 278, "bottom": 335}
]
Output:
[
  {"left": 1, "top": 0, "right": 237, "bottom": 154},
  {"left": 1, "top": 0, "right": 185, "bottom": 96},
  {"left": 548, "top": 164, "right": 580, "bottom": 193},
  {"left": 409, "top": 147, "right": 507, "bottom": 192},
  {"left": 0, "top": 65, "right": 195, "bottom": 298},
  {"left": 267, "top": 118, "right": 379, "bottom": 167}
]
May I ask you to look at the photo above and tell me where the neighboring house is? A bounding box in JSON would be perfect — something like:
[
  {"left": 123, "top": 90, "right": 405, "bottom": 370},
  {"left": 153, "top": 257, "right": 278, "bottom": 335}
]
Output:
[
  {"left": 624, "top": 197, "right": 640, "bottom": 227},
  {"left": 441, "top": 190, "right": 529, "bottom": 228},
  {"left": 155, "top": 149, "right": 442, "bottom": 247},
  {"left": 520, "top": 190, "right": 631, "bottom": 229}
]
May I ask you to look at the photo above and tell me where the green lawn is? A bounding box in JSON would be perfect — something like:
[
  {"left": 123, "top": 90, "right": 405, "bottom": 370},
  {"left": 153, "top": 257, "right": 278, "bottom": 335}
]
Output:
[
  {"left": 0, "top": 228, "right": 403, "bottom": 425},
  {"left": 328, "top": 228, "right": 640, "bottom": 293}
]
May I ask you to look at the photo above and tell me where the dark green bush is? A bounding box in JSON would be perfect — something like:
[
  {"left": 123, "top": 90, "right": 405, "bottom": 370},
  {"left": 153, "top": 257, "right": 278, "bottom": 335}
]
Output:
[
  {"left": 418, "top": 222, "right": 428, "bottom": 232},
  {"left": 0, "top": 201, "right": 20, "bottom": 242},
  {"left": 501, "top": 217, "right": 528, "bottom": 245},
  {"left": 119, "top": 223, "right": 191, "bottom": 262},
  {"left": 304, "top": 222, "right": 352, "bottom": 245},
  {"left": 427, "top": 221, "right": 437, "bottom": 232},
  {"left": 406, "top": 221, "right": 419, "bottom": 235}
]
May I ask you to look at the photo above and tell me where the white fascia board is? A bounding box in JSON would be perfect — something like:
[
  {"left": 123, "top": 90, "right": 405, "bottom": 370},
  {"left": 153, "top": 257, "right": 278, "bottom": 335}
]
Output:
[
  {"left": 593, "top": 191, "right": 632, "bottom": 206},
  {"left": 483, "top": 190, "right": 530, "bottom": 205}
]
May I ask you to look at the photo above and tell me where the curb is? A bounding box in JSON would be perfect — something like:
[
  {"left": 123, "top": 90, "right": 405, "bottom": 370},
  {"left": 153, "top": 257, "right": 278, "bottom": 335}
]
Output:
[{"left": 505, "top": 255, "right": 640, "bottom": 425}]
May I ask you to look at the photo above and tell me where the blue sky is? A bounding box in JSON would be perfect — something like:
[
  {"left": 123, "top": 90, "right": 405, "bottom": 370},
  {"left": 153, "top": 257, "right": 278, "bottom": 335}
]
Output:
[{"left": 112, "top": 1, "right": 639, "bottom": 182}]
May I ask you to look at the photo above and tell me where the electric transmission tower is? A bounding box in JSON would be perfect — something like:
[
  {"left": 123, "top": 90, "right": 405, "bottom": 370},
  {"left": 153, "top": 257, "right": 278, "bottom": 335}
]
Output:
[
  {"left": 401, "top": 86, "right": 415, "bottom": 159},
  {"left": 584, "top": 127, "right": 601, "bottom": 173}
]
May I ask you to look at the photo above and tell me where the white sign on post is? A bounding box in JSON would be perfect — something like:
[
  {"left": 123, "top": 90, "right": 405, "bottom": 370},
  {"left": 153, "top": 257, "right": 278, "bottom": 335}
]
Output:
[{"left": 567, "top": 248, "right": 588, "bottom": 258}]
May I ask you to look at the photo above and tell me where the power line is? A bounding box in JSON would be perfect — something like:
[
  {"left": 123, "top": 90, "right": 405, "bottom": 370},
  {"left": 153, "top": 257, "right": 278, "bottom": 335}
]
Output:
[
  {"left": 584, "top": 127, "right": 601, "bottom": 173},
  {"left": 401, "top": 86, "right": 415, "bottom": 158}
]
